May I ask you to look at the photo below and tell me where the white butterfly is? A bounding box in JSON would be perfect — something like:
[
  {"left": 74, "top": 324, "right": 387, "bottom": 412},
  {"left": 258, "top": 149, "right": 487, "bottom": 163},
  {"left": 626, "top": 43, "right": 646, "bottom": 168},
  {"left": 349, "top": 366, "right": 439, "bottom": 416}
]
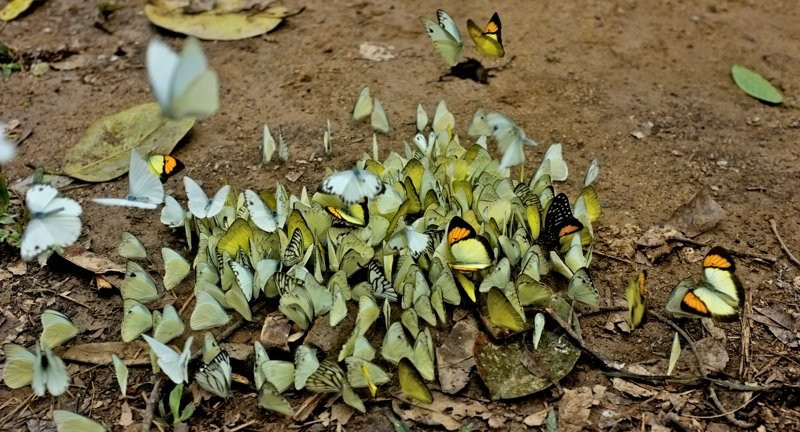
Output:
[
  {"left": 245, "top": 189, "right": 276, "bottom": 232},
  {"left": 486, "top": 113, "right": 538, "bottom": 169},
  {"left": 160, "top": 195, "right": 185, "bottom": 228},
  {"left": 319, "top": 168, "right": 384, "bottom": 205},
  {"left": 142, "top": 335, "right": 193, "bottom": 384},
  {"left": 183, "top": 176, "right": 230, "bottom": 219},
  {"left": 262, "top": 124, "right": 275, "bottom": 163},
  {"left": 20, "top": 185, "right": 82, "bottom": 261},
  {"left": 92, "top": 149, "right": 164, "bottom": 209},
  {"left": 32, "top": 344, "right": 70, "bottom": 397},
  {"left": 533, "top": 143, "right": 568, "bottom": 182},
  {"left": 0, "top": 123, "right": 16, "bottom": 163},
  {"left": 420, "top": 10, "right": 463, "bottom": 66},
  {"left": 387, "top": 219, "right": 430, "bottom": 258},
  {"left": 146, "top": 37, "right": 219, "bottom": 120}
]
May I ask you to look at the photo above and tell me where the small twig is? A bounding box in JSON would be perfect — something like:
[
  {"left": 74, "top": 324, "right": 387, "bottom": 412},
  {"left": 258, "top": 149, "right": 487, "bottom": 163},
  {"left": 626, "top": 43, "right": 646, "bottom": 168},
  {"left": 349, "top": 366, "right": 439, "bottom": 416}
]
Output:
[
  {"left": 30, "top": 288, "right": 91, "bottom": 309},
  {"left": 684, "top": 393, "right": 761, "bottom": 420},
  {"left": 770, "top": 219, "right": 800, "bottom": 268},
  {"left": 0, "top": 394, "right": 34, "bottom": 429},
  {"left": 592, "top": 250, "right": 639, "bottom": 265},
  {"left": 140, "top": 377, "right": 164, "bottom": 432},
  {"left": 227, "top": 420, "right": 256, "bottom": 432}
]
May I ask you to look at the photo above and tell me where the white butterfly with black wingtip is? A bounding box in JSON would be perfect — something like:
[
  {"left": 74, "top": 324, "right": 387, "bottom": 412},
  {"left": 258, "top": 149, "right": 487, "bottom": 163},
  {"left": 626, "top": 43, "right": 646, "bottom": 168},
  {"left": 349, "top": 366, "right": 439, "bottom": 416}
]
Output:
[
  {"left": 318, "top": 168, "right": 385, "bottom": 205},
  {"left": 486, "top": 112, "right": 538, "bottom": 169},
  {"left": 20, "top": 185, "right": 82, "bottom": 261},
  {"left": 92, "top": 149, "right": 164, "bottom": 209}
]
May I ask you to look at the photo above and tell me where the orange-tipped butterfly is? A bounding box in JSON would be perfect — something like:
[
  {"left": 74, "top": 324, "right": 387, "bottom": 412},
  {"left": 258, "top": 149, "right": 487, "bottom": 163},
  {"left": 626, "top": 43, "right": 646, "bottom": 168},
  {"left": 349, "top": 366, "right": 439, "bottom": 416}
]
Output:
[
  {"left": 540, "top": 193, "right": 583, "bottom": 247},
  {"left": 467, "top": 12, "right": 505, "bottom": 58},
  {"left": 666, "top": 247, "right": 744, "bottom": 321},
  {"left": 446, "top": 216, "right": 494, "bottom": 271},
  {"left": 147, "top": 154, "right": 184, "bottom": 183}
]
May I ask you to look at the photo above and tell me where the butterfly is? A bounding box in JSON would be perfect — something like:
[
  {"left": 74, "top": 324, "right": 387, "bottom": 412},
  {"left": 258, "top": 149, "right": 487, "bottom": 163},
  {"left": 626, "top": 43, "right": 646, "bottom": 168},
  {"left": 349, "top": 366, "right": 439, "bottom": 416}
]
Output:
[
  {"left": 352, "top": 86, "right": 373, "bottom": 122},
  {"left": 0, "top": 123, "right": 16, "bottom": 163},
  {"left": 118, "top": 232, "right": 146, "bottom": 260},
  {"left": 160, "top": 195, "right": 186, "bottom": 228},
  {"left": 263, "top": 124, "right": 276, "bottom": 163},
  {"left": 111, "top": 354, "right": 128, "bottom": 396},
  {"left": 319, "top": 168, "right": 384, "bottom": 205},
  {"left": 398, "top": 357, "right": 433, "bottom": 404},
  {"left": 142, "top": 335, "right": 193, "bottom": 384},
  {"left": 446, "top": 216, "right": 494, "bottom": 271},
  {"left": 368, "top": 261, "right": 399, "bottom": 302},
  {"left": 162, "top": 247, "right": 190, "bottom": 290},
  {"left": 21, "top": 184, "right": 82, "bottom": 261},
  {"left": 146, "top": 37, "right": 218, "bottom": 120},
  {"left": 190, "top": 290, "right": 230, "bottom": 330},
  {"left": 305, "top": 359, "right": 365, "bottom": 413},
  {"left": 420, "top": 10, "right": 463, "bottom": 67},
  {"left": 32, "top": 344, "right": 70, "bottom": 396},
  {"left": 666, "top": 247, "right": 744, "bottom": 321},
  {"left": 3, "top": 343, "right": 35, "bottom": 389},
  {"left": 371, "top": 98, "right": 391, "bottom": 135},
  {"left": 416, "top": 104, "right": 428, "bottom": 131},
  {"left": 121, "top": 261, "right": 159, "bottom": 303},
  {"left": 146, "top": 154, "right": 184, "bottom": 183},
  {"left": 324, "top": 199, "right": 369, "bottom": 227},
  {"left": 245, "top": 189, "right": 277, "bottom": 232},
  {"left": 121, "top": 300, "right": 152, "bottom": 342},
  {"left": 540, "top": 193, "right": 583, "bottom": 247},
  {"left": 467, "top": 12, "right": 505, "bottom": 58},
  {"left": 39, "top": 309, "right": 79, "bottom": 349},
  {"left": 183, "top": 176, "right": 230, "bottom": 219},
  {"left": 485, "top": 113, "right": 538, "bottom": 169},
  {"left": 92, "top": 149, "right": 164, "bottom": 209},
  {"left": 53, "top": 410, "right": 106, "bottom": 432},
  {"left": 626, "top": 270, "right": 647, "bottom": 329},
  {"left": 387, "top": 219, "right": 430, "bottom": 258},
  {"left": 152, "top": 304, "right": 184, "bottom": 343},
  {"left": 195, "top": 350, "right": 232, "bottom": 398}
]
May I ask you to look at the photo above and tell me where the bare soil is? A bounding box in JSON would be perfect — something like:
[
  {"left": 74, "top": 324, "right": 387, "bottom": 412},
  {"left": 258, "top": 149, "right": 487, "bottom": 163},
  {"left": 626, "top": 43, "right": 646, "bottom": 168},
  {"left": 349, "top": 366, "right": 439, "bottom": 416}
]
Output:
[{"left": 1, "top": 0, "right": 799, "bottom": 431}]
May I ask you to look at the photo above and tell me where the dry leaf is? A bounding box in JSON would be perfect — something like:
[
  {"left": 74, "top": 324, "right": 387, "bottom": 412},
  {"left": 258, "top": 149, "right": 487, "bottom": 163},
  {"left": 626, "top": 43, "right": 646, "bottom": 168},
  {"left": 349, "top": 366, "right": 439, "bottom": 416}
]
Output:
[
  {"left": 260, "top": 312, "right": 292, "bottom": 352},
  {"left": 118, "top": 401, "right": 133, "bottom": 427},
  {"left": 611, "top": 378, "right": 657, "bottom": 398},
  {"left": 689, "top": 338, "right": 729, "bottom": 373},
  {"left": 61, "top": 341, "right": 150, "bottom": 365},
  {"left": 558, "top": 387, "right": 595, "bottom": 432},
  {"left": 392, "top": 392, "right": 488, "bottom": 431},
  {"left": 59, "top": 245, "right": 126, "bottom": 274},
  {"left": 10, "top": 173, "right": 74, "bottom": 197},
  {"left": 523, "top": 409, "right": 550, "bottom": 427},
  {"left": 7, "top": 260, "right": 26, "bottom": 275},
  {"left": 436, "top": 318, "right": 478, "bottom": 394},
  {"left": 666, "top": 189, "right": 726, "bottom": 237}
]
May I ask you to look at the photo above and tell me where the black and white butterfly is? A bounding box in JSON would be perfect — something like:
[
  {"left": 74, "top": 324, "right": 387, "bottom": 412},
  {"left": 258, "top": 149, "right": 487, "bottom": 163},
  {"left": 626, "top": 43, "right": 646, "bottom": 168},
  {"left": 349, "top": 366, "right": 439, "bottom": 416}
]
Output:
[
  {"left": 319, "top": 168, "right": 384, "bottom": 205},
  {"left": 195, "top": 350, "right": 232, "bottom": 398},
  {"left": 368, "top": 261, "right": 398, "bottom": 302}
]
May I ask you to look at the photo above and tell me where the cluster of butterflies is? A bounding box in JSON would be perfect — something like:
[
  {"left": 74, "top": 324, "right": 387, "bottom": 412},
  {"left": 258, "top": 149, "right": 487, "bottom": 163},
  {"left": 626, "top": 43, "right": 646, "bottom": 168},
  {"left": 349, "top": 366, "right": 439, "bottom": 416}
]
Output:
[{"left": 421, "top": 9, "right": 505, "bottom": 67}]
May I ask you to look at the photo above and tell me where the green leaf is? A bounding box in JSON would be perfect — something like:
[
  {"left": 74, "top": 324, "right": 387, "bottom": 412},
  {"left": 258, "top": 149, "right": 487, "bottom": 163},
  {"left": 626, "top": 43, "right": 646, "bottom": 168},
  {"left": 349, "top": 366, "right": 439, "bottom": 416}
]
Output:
[
  {"left": 169, "top": 384, "right": 183, "bottom": 422},
  {"left": 144, "top": 1, "right": 289, "bottom": 41},
  {"left": 731, "top": 64, "right": 783, "bottom": 104},
  {"left": 545, "top": 409, "right": 558, "bottom": 432},
  {"left": 62, "top": 103, "right": 194, "bottom": 182},
  {"left": 179, "top": 403, "right": 195, "bottom": 422}
]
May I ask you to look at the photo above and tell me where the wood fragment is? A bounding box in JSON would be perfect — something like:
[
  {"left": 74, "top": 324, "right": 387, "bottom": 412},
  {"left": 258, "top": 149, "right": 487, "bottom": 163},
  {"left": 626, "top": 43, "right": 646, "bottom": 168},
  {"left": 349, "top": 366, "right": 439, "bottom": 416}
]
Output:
[
  {"left": 140, "top": 377, "right": 163, "bottom": 432},
  {"left": 770, "top": 219, "right": 800, "bottom": 267}
]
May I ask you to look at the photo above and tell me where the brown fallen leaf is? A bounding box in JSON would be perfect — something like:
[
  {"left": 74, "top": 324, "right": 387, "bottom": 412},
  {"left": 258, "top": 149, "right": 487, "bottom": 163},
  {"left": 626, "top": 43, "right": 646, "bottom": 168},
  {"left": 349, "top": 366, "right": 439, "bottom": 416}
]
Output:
[
  {"left": 260, "top": 311, "right": 292, "bottom": 352},
  {"left": 392, "top": 392, "right": 489, "bottom": 431},
  {"left": 118, "top": 401, "right": 133, "bottom": 427},
  {"left": 436, "top": 318, "right": 478, "bottom": 394},
  {"left": 10, "top": 173, "right": 73, "bottom": 197},
  {"left": 304, "top": 304, "right": 356, "bottom": 353},
  {"left": 59, "top": 245, "right": 125, "bottom": 274},
  {"left": 50, "top": 54, "right": 93, "bottom": 71},
  {"left": 221, "top": 342, "right": 253, "bottom": 361},
  {"left": 687, "top": 338, "right": 729, "bottom": 373},
  {"left": 523, "top": 409, "right": 551, "bottom": 427},
  {"left": 666, "top": 189, "right": 726, "bottom": 238},
  {"left": 61, "top": 341, "right": 150, "bottom": 365},
  {"left": 611, "top": 378, "right": 657, "bottom": 398},
  {"left": 751, "top": 306, "right": 799, "bottom": 348},
  {"left": 330, "top": 403, "right": 354, "bottom": 428},
  {"left": 7, "top": 260, "right": 26, "bottom": 275},
  {"left": 558, "top": 387, "right": 597, "bottom": 432}
]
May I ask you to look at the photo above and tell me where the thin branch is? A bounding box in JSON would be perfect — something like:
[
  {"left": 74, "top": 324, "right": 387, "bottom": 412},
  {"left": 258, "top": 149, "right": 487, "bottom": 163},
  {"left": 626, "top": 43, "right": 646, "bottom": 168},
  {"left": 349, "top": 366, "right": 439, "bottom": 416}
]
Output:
[
  {"left": 140, "top": 377, "right": 163, "bottom": 432},
  {"left": 770, "top": 219, "right": 800, "bottom": 268}
]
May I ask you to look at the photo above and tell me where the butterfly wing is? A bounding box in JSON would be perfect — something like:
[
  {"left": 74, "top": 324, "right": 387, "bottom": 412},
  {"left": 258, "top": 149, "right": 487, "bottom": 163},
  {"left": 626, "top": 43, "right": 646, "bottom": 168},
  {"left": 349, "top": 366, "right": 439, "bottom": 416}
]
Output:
[
  {"left": 183, "top": 176, "right": 211, "bottom": 218},
  {"left": 245, "top": 189, "right": 277, "bottom": 232},
  {"left": 21, "top": 196, "right": 82, "bottom": 261},
  {"left": 195, "top": 351, "right": 232, "bottom": 398},
  {"left": 467, "top": 13, "right": 505, "bottom": 58},
  {"left": 371, "top": 99, "right": 391, "bottom": 135},
  {"left": 421, "top": 16, "right": 463, "bottom": 66},
  {"left": 167, "top": 38, "right": 218, "bottom": 119},
  {"left": 702, "top": 247, "right": 743, "bottom": 308},
  {"left": 541, "top": 193, "right": 582, "bottom": 246},
  {"left": 146, "top": 38, "right": 179, "bottom": 111},
  {"left": 352, "top": 87, "right": 373, "bottom": 122},
  {"left": 128, "top": 150, "right": 164, "bottom": 207},
  {"left": 205, "top": 185, "right": 231, "bottom": 219},
  {"left": 160, "top": 195, "right": 186, "bottom": 228}
]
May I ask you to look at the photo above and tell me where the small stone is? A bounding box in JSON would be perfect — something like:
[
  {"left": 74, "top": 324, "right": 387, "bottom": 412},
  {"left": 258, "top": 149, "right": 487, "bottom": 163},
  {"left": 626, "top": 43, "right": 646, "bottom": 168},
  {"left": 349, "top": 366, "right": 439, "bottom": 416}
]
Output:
[{"left": 716, "top": 160, "right": 728, "bottom": 167}]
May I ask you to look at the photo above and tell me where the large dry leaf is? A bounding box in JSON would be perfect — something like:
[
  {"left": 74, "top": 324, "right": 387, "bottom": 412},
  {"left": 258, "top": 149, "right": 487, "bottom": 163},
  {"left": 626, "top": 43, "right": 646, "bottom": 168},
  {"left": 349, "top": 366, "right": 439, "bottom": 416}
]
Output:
[
  {"left": 145, "top": 0, "right": 290, "bottom": 41},
  {"left": 0, "top": 0, "right": 35, "bottom": 21},
  {"left": 666, "top": 189, "right": 726, "bottom": 237},
  {"left": 436, "top": 318, "right": 478, "bottom": 394},
  {"left": 61, "top": 341, "right": 150, "bottom": 365},
  {"left": 62, "top": 103, "right": 194, "bottom": 182},
  {"left": 392, "top": 392, "right": 488, "bottom": 431},
  {"left": 59, "top": 244, "right": 126, "bottom": 274},
  {"left": 474, "top": 326, "right": 580, "bottom": 400}
]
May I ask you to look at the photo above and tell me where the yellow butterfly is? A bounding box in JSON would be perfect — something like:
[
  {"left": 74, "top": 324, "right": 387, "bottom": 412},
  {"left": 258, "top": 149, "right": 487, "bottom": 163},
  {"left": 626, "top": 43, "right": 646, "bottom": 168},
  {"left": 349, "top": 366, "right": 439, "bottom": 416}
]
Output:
[
  {"left": 446, "top": 216, "right": 494, "bottom": 271},
  {"left": 666, "top": 247, "right": 744, "bottom": 321},
  {"left": 467, "top": 12, "right": 505, "bottom": 58},
  {"left": 324, "top": 200, "right": 369, "bottom": 227}
]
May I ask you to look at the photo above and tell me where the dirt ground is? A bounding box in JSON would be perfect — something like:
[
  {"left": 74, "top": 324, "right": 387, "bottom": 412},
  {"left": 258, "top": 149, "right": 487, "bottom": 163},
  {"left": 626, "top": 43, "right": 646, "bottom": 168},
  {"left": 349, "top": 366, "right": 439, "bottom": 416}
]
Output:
[{"left": 1, "top": 0, "right": 799, "bottom": 430}]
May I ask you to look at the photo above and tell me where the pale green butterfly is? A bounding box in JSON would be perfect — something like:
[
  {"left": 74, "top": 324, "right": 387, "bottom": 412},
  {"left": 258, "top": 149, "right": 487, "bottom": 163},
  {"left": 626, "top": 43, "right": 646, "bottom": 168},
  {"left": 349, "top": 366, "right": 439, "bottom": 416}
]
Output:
[
  {"left": 121, "top": 261, "right": 159, "bottom": 303},
  {"left": 121, "top": 300, "right": 152, "bottom": 343},
  {"left": 118, "top": 232, "right": 146, "bottom": 260},
  {"left": 153, "top": 304, "right": 184, "bottom": 343},
  {"left": 111, "top": 354, "right": 128, "bottom": 396},
  {"left": 141, "top": 334, "right": 193, "bottom": 384},
  {"left": 162, "top": 247, "right": 190, "bottom": 290},
  {"left": 40, "top": 309, "right": 79, "bottom": 349},
  {"left": 53, "top": 410, "right": 106, "bottom": 432},
  {"left": 190, "top": 290, "right": 230, "bottom": 330}
]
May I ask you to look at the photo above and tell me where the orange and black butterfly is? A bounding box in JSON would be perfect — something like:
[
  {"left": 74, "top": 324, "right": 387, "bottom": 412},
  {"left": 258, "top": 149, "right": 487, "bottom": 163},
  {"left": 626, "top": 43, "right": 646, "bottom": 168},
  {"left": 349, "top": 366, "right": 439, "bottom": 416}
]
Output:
[
  {"left": 467, "top": 12, "right": 504, "bottom": 58},
  {"left": 146, "top": 154, "right": 184, "bottom": 183},
  {"left": 447, "top": 216, "right": 494, "bottom": 271},
  {"left": 540, "top": 193, "right": 583, "bottom": 247},
  {"left": 666, "top": 247, "right": 744, "bottom": 321},
  {"left": 324, "top": 199, "right": 369, "bottom": 227}
]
